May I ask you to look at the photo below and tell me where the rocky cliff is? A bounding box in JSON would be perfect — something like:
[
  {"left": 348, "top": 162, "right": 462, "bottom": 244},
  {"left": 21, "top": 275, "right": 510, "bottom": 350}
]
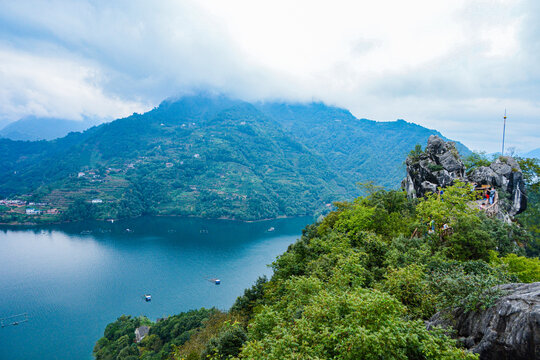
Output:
[
  {"left": 468, "top": 156, "right": 527, "bottom": 217},
  {"left": 427, "top": 282, "right": 540, "bottom": 360},
  {"left": 402, "top": 135, "right": 465, "bottom": 198},
  {"left": 402, "top": 135, "right": 527, "bottom": 220}
]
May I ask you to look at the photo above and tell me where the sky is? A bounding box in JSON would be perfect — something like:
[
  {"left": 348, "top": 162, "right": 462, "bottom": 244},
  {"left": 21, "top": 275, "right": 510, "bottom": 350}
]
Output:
[{"left": 0, "top": 0, "right": 538, "bottom": 153}]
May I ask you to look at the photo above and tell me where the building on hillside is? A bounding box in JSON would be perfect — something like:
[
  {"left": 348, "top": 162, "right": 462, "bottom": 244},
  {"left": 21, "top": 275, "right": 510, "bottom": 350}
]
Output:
[
  {"left": 91, "top": 199, "right": 103, "bottom": 204},
  {"left": 26, "top": 208, "right": 42, "bottom": 215},
  {"left": 78, "top": 172, "right": 85, "bottom": 178}
]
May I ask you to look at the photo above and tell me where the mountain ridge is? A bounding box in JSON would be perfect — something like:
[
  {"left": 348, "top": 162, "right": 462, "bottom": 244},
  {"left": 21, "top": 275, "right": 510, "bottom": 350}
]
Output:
[{"left": 0, "top": 93, "right": 470, "bottom": 223}]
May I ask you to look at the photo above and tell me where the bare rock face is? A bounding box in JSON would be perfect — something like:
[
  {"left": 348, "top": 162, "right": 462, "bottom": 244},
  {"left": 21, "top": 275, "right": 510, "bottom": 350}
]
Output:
[
  {"left": 467, "top": 157, "right": 527, "bottom": 216},
  {"left": 403, "top": 135, "right": 465, "bottom": 198},
  {"left": 402, "top": 136, "right": 527, "bottom": 217},
  {"left": 427, "top": 282, "right": 540, "bottom": 360}
]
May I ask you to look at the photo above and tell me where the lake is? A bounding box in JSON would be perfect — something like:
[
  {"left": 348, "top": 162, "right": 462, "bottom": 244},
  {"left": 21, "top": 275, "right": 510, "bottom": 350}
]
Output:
[{"left": 0, "top": 216, "right": 311, "bottom": 360}]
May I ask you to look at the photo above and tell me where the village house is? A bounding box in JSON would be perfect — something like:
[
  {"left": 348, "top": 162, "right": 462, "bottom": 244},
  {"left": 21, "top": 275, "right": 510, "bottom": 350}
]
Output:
[
  {"left": 25, "top": 208, "right": 42, "bottom": 215},
  {"left": 91, "top": 199, "right": 103, "bottom": 204}
]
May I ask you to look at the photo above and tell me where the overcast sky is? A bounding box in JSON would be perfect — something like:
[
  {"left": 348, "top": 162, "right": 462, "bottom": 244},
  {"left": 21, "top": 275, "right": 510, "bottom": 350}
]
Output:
[{"left": 0, "top": 0, "right": 538, "bottom": 152}]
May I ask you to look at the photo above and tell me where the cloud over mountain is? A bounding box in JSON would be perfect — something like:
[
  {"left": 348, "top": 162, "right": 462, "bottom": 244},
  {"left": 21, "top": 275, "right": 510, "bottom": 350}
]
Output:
[{"left": 0, "top": 0, "right": 538, "bottom": 152}]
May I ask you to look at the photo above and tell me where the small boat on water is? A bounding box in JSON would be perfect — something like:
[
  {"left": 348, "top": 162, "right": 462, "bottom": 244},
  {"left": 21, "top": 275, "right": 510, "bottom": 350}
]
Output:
[
  {"left": 80, "top": 230, "right": 92, "bottom": 235},
  {"left": 267, "top": 227, "right": 275, "bottom": 232},
  {"left": 208, "top": 278, "right": 221, "bottom": 285},
  {"left": 144, "top": 294, "right": 152, "bottom": 302}
]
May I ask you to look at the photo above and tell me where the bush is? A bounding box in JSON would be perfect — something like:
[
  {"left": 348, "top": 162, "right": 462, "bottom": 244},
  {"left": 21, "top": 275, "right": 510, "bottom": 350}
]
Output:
[
  {"left": 241, "top": 276, "right": 476, "bottom": 360},
  {"left": 378, "top": 264, "right": 436, "bottom": 319},
  {"left": 201, "top": 321, "right": 247, "bottom": 360},
  {"left": 490, "top": 252, "right": 540, "bottom": 283},
  {"left": 427, "top": 163, "right": 444, "bottom": 172},
  {"left": 427, "top": 260, "right": 509, "bottom": 313}
]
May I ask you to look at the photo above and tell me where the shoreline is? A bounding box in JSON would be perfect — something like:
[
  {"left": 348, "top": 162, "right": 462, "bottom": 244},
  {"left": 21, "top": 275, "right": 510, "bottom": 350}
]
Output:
[{"left": 0, "top": 213, "right": 311, "bottom": 227}]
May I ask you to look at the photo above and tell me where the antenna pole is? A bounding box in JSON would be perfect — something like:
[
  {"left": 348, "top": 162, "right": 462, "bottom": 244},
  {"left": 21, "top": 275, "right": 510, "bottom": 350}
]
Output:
[{"left": 501, "top": 109, "right": 507, "bottom": 156}]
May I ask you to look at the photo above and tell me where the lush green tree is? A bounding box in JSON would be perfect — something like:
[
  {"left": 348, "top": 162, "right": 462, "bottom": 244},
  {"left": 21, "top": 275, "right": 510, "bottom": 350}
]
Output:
[
  {"left": 378, "top": 264, "right": 436, "bottom": 319},
  {"left": 201, "top": 321, "right": 247, "bottom": 360},
  {"left": 230, "top": 276, "right": 267, "bottom": 317},
  {"left": 463, "top": 151, "right": 493, "bottom": 173},
  {"left": 241, "top": 276, "right": 476, "bottom": 360},
  {"left": 490, "top": 252, "right": 540, "bottom": 283}
]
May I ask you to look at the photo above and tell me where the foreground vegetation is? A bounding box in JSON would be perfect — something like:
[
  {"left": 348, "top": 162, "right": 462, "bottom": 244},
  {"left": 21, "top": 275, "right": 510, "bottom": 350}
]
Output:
[{"left": 94, "top": 177, "right": 540, "bottom": 359}]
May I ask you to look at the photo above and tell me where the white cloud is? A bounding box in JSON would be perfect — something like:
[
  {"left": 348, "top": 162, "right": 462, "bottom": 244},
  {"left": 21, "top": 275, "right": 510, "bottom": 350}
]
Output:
[
  {"left": 0, "top": 0, "right": 538, "bottom": 152},
  {"left": 0, "top": 47, "right": 149, "bottom": 122}
]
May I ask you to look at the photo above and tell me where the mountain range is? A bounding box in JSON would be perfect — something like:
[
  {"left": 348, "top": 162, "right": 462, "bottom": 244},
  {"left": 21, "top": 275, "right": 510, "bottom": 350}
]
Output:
[
  {"left": 0, "top": 116, "right": 100, "bottom": 141},
  {"left": 0, "top": 94, "right": 470, "bottom": 222}
]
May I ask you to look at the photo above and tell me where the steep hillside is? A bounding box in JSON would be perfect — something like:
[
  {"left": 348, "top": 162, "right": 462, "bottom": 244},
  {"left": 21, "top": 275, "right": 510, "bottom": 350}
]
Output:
[
  {"left": 258, "top": 102, "right": 470, "bottom": 188},
  {"left": 0, "top": 96, "right": 353, "bottom": 221},
  {"left": 0, "top": 94, "right": 471, "bottom": 223}
]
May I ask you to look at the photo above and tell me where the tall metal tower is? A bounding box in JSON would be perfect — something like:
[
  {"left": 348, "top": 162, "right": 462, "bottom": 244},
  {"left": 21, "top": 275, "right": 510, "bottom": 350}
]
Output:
[{"left": 501, "top": 109, "right": 507, "bottom": 156}]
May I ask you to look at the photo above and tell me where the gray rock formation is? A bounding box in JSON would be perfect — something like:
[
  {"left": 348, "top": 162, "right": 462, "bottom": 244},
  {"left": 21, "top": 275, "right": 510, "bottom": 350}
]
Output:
[
  {"left": 402, "top": 135, "right": 465, "bottom": 198},
  {"left": 427, "top": 282, "right": 540, "bottom": 360},
  {"left": 467, "top": 157, "right": 527, "bottom": 216},
  {"left": 402, "top": 136, "right": 527, "bottom": 217}
]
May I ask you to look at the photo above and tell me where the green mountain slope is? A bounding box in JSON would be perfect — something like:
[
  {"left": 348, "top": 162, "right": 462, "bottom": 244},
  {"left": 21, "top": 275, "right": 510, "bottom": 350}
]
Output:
[
  {"left": 0, "top": 94, "right": 470, "bottom": 223},
  {"left": 258, "top": 102, "right": 470, "bottom": 188},
  {"left": 0, "top": 96, "right": 353, "bottom": 221}
]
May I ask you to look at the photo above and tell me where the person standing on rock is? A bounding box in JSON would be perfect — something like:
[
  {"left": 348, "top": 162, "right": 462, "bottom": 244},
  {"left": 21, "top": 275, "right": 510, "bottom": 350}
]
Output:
[{"left": 489, "top": 187, "right": 496, "bottom": 205}]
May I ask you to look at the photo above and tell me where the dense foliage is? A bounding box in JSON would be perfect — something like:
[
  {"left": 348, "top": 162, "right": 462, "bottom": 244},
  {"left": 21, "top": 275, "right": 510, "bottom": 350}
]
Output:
[
  {"left": 0, "top": 94, "right": 470, "bottom": 224},
  {"left": 258, "top": 103, "right": 470, "bottom": 188},
  {"left": 95, "top": 178, "right": 538, "bottom": 359},
  {"left": 93, "top": 309, "right": 218, "bottom": 360},
  {"left": 516, "top": 157, "right": 540, "bottom": 256}
]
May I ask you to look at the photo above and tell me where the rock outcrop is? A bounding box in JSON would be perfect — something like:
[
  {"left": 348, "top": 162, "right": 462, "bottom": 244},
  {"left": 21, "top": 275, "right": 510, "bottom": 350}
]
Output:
[
  {"left": 402, "top": 135, "right": 465, "bottom": 199},
  {"left": 402, "top": 135, "right": 527, "bottom": 218},
  {"left": 468, "top": 157, "right": 527, "bottom": 216},
  {"left": 427, "top": 282, "right": 540, "bottom": 360}
]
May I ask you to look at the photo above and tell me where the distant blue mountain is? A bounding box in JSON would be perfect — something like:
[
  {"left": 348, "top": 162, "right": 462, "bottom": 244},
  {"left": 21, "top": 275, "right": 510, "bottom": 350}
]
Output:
[
  {"left": 0, "top": 116, "right": 99, "bottom": 141},
  {"left": 524, "top": 148, "right": 540, "bottom": 159}
]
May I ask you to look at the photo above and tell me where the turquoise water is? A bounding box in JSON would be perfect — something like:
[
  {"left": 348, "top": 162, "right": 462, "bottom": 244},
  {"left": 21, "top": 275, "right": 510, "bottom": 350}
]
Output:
[{"left": 0, "top": 216, "right": 311, "bottom": 360}]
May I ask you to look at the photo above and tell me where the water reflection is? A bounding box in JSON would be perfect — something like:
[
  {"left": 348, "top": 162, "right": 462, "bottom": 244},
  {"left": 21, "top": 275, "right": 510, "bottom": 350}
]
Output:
[{"left": 0, "top": 216, "right": 311, "bottom": 360}]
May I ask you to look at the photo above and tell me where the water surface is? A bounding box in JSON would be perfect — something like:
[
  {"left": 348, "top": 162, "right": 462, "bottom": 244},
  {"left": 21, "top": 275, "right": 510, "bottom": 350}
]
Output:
[{"left": 0, "top": 216, "right": 310, "bottom": 360}]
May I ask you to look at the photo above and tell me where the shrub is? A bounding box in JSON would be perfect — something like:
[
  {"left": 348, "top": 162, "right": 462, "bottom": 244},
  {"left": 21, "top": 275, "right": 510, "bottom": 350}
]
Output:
[
  {"left": 427, "top": 260, "right": 509, "bottom": 313},
  {"left": 427, "top": 163, "right": 444, "bottom": 172},
  {"left": 490, "top": 252, "right": 540, "bottom": 283},
  {"left": 378, "top": 264, "right": 436, "bottom": 319}
]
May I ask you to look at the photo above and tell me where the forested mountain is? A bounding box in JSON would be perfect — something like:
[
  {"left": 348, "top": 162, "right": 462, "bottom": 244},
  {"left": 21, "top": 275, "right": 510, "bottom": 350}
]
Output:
[
  {"left": 258, "top": 102, "right": 470, "bottom": 188},
  {"left": 0, "top": 94, "right": 470, "bottom": 222}
]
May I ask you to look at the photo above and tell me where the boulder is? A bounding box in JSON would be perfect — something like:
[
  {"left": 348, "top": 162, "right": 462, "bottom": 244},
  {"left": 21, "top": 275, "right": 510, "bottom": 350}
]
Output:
[
  {"left": 427, "top": 282, "right": 540, "bottom": 360},
  {"left": 402, "top": 136, "right": 527, "bottom": 217},
  {"left": 403, "top": 135, "right": 465, "bottom": 198},
  {"left": 468, "top": 157, "right": 527, "bottom": 216},
  {"left": 468, "top": 166, "right": 501, "bottom": 187}
]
